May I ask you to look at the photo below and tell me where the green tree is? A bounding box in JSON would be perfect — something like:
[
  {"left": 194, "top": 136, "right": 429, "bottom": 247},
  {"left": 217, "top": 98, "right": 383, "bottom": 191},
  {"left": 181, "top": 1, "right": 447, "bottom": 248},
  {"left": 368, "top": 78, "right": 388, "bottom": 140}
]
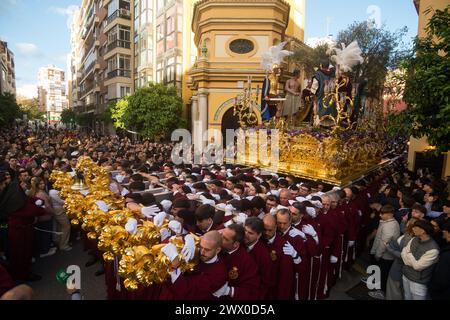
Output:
[
  {"left": 0, "top": 93, "right": 22, "bottom": 126},
  {"left": 335, "top": 21, "right": 408, "bottom": 99},
  {"left": 110, "top": 82, "right": 185, "bottom": 140},
  {"left": 290, "top": 43, "right": 330, "bottom": 78},
  {"left": 17, "top": 96, "right": 44, "bottom": 120},
  {"left": 389, "top": 5, "right": 450, "bottom": 155},
  {"left": 60, "top": 108, "right": 78, "bottom": 125}
]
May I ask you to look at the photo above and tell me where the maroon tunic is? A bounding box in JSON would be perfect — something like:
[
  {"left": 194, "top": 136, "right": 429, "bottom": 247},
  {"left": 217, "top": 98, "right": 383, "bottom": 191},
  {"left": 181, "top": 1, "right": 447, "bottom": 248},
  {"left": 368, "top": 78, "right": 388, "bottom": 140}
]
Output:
[
  {"left": 314, "top": 209, "right": 341, "bottom": 299},
  {"left": 247, "top": 239, "right": 274, "bottom": 299},
  {"left": 293, "top": 220, "right": 322, "bottom": 300},
  {"left": 279, "top": 227, "right": 308, "bottom": 300},
  {"left": 160, "top": 257, "right": 227, "bottom": 300},
  {"left": 8, "top": 197, "right": 46, "bottom": 280},
  {"left": 221, "top": 245, "right": 260, "bottom": 300},
  {"left": 342, "top": 200, "right": 360, "bottom": 269},
  {"left": 264, "top": 234, "right": 295, "bottom": 300}
]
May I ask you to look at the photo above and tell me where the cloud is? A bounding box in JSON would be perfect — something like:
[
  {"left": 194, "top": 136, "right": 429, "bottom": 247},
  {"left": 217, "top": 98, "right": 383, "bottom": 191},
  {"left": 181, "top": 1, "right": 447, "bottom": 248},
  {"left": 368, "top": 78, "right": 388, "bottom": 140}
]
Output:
[
  {"left": 49, "top": 5, "right": 79, "bottom": 29},
  {"left": 17, "top": 84, "right": 38, "bottom": 99},
  {"left": 15, "top": 42, "right": 42, "bottom": 57},
  {"left": 0, "top": 0, "right": 19, "bottom": 15}
]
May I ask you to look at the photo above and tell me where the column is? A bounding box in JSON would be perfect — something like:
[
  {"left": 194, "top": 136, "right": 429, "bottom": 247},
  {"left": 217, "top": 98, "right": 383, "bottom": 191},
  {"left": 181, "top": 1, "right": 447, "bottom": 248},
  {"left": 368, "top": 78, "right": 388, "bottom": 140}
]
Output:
[
  {"left": 190, "top": 95, "right": 199, "bottom": 154},
  {"left": 198, "top": 88, "right": 209, "bottom": 151}
]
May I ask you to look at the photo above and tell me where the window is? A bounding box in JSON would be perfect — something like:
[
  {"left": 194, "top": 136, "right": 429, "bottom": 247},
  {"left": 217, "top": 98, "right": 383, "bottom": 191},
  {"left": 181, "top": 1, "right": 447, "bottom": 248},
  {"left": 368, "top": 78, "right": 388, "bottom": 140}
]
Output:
[
  {"left": 118, "top": 54, "right": 131, "bottom": 70},
  {"left": 108, "top": 0, "right": 118, "bottom": 17},
  {"left": 156, "top": 24, "right": 163, "bottom": 41},
  {"left": 157, "top": 0, "right": 165, "bottom": 12},
  {"left": 166, "top": 65, "right": 175, "bottom": 83},
  {"left": 119, "top": 25, "right": 131, "bottom": 42},
  {"left": 120, "top": 86, "right": 131, "bottom": 97},
  {"left": 166, "top": 16, "right": 175, "bottom": 34}
]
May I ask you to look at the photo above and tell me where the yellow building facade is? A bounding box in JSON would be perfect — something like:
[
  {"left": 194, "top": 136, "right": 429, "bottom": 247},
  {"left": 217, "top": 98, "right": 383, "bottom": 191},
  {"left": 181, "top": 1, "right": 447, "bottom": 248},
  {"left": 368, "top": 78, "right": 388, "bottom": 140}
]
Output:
[
  {"left": 186, "top": 0, "right": 305, "bottom": 150},
  {"left": 408, "top": 0, "right": 450, "bottom": 178}
]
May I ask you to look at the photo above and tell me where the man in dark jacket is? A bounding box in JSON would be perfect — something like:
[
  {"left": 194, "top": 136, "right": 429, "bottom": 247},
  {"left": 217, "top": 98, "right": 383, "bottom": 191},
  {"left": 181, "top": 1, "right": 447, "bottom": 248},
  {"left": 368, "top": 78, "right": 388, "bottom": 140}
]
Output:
[{"left": 429, "top": 221, "right": 450, "bottom": 300}]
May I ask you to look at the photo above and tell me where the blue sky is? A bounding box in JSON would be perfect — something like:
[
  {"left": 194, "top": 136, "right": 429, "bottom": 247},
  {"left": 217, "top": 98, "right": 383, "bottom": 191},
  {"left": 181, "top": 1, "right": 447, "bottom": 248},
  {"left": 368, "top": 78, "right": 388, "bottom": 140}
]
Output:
[
  {"left": 305, "top": 0, "right": 418, "bottom": 44},
  {"left": 0, "top": 0, "right": 418, "bottom": 98}
]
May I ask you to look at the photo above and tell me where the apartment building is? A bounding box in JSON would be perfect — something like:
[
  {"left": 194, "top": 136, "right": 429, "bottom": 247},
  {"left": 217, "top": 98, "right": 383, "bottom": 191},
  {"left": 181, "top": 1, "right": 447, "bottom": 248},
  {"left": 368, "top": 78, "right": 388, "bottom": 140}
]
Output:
[
  {"left": 37, "top": 65, "right": 68, "bottom": 123},
  {"left": 70, "top": 0, "right": 134, "bottom": 128},
  {"left": 70, "top": 0, "right": 198, "bottom": 123},
  {"left": 0, "top": 41, "right": 16, "bottom": 96}
]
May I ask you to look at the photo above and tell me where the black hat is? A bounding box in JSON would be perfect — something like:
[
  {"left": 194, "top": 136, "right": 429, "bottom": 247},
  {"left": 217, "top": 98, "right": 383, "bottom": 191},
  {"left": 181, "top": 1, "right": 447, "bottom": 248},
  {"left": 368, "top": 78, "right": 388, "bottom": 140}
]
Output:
[{"left": 413, "top": 220, "right": 435, "bottom": 236}]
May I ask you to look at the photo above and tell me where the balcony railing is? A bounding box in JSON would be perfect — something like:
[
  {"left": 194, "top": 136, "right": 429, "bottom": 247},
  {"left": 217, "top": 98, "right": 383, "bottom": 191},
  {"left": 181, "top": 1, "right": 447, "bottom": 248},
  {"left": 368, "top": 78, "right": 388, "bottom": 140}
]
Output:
[
  {"left": 107, "top": 69, "right": 131, "bottom": 79},
  {"left": 81, "top": 83, "right": 94, "bottom": 96},
  {"left": 106, "top": 40, "right": 131, "bottom": 53},
  {"left": 81, "top": 61, "right": 95, "bottom": 80},
  {"left": 106, "top": 9, "right": 131, "bottom": 25}
]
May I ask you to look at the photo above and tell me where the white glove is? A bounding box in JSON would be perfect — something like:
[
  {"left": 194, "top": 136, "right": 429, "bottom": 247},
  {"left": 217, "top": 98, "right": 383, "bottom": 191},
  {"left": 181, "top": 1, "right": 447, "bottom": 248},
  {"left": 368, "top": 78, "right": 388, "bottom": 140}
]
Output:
[
  {"left": 160, "top": 228, "right": 171, "bottom": 241},
  {"left": 330, "top": 255, "right": 338, "bottom": 263},
  {"left": 161, "top": 243, "right": 179, "bottom": 262},
  {"left": 213, "top": 282, "right": 231, "bottom": 298},
  {"left": 224, "top": 204, "right": 236, "bottom": 217},
  {"left": 216, "top": 203, "right": 226, "bottom": 211},
  {"left": 306, "top": 207, "right": 317, "bottom": 218},
  {"left": 168, "top": 220, "right": 183, "bottom": 235},
  {"left": 35, "top": 199, "right": 44, "bottom": 207},
  {"left": 115, "top": 174, "right": 124, "bottom": 183},
  {"left": 141, "top": 205, "right": 160, "bottom": 218},
  {"left": 302, "top": 224, "right": 319, "bottom": 244},
  {"left": 125, "top": 218, "right": 138, "bottom": 235},
  {"left": 289, "top": 228, "right": 306, "bottom": 240},
  {"left": 186, "top": 193, "right": 200, "bottom": 200},
  {"left": 202, "top": 199, "right": 216, "bottom": 206},
  {"left": 95, "top": 200, "right": 110, "bottom": 212},
  {"left": 310, "top": 200, "right": 323, "bottom": 209},
  {"left": 234, "top": 212, "right": 248, "bottom": 225},
  {"left": 153, "top": 211, "right": 167, "bottom": 227},
  {"left": 348, "top": 241, "right": 355, "bottom": 248},
  {"left": 121, "top": 188, "right": 130, "bottom": 197},
  {"left": 283, "top": 241, "right": 299, "bottom": 260},
  {"left": 181, "top": 234, "right": 196, "bottom": 262},
  {"left": 302, "top": 224, "right": 317, "bottom": 237},
  {"left": 170, "top": 268, "right": 181, "bottom": 283},
  {"left": 160, "top": 200, "right": 172, "bottom": 213}
]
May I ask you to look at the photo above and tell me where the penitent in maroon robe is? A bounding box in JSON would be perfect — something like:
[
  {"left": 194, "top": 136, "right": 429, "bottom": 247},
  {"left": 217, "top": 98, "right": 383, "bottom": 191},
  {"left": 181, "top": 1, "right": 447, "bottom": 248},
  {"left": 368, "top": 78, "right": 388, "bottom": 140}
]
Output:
[
  {"left": 221, "top": 245, "right": 261, "bottom": 300},
  {"left": 293, "top": 219, "right": 322, "bottom": 300},
  {"left": 314, "top": 209, "right": 341, "bottom": 299},
  {"left": 160, "top": 256, "right": 227, "bottom": 300},
  {"left": 247, "top": 239, "right": 275, "bottom": 300},
  {"left": 279, "top": 227, "right": 308, "bottom": 300},
  {"left": 264, "top": 234, "right": 296, "bottom": 300},
  {"left": 8, "top": 197, "right": 46, "bottom": 280}
]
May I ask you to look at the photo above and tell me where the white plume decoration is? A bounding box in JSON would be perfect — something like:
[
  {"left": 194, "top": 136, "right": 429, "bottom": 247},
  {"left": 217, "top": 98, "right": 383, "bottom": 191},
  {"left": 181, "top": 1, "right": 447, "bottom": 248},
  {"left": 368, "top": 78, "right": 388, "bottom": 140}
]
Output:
[
  {"left": 261, "top": 42, "right": 293, "bottom": 72},
  {"left": 329, "top": 41, "right": 364, "bottom": 72}
]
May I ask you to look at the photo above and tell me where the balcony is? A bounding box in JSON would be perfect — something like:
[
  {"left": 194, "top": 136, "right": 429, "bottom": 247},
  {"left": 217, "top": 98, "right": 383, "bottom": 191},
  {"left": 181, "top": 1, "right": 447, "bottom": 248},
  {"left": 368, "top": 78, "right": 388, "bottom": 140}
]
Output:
[
  {"left": 107, "top": 69, "right": 131, "bottom": 79},
  {"left": 106, "top": 40, "right": 131, "bottom": 53},
  {"left": 80, "top": 83, "right": 94, "bottom": 96},
  {"left": 80, "top": 61, "right": 95, "bottom": 80},
  {"left": 106, "top": 9, "right": 131, "bottom": 25}
]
